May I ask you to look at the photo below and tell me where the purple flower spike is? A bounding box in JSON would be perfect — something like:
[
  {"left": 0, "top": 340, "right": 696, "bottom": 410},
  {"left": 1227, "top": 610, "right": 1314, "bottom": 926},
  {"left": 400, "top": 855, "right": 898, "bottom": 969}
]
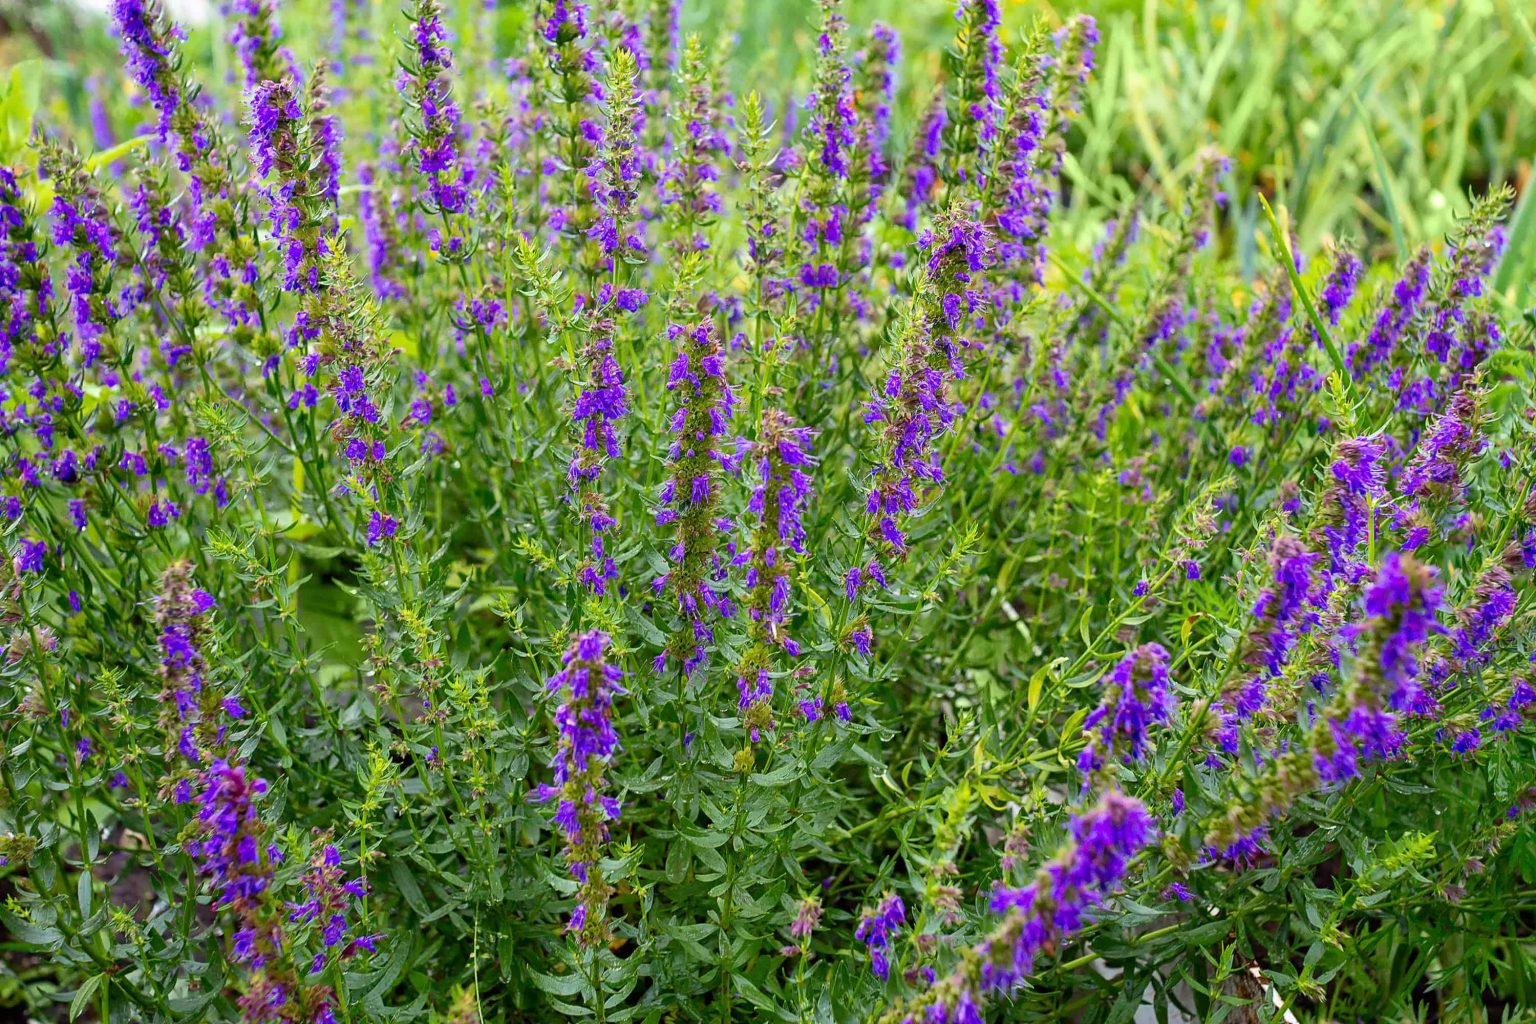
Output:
[{"left": 530, "top": 631, "right": 626, "bottom": 947}]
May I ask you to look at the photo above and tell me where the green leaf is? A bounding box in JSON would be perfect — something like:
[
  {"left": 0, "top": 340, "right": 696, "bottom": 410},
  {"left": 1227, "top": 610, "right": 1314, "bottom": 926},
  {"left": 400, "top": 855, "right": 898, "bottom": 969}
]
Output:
[
  {"left": 748, "top": 763, "right": 798, "bottom": 787},
  {"left": 84, "top": 134, "right": 154, "bottom": 173},
  {"left": 0, "top": 908, "right": 63, "bottom": 950},
  {"left": 388, "top": 856, "right": 429, "bottom": 915},
  {"left": 1351, "top": 93, "right": 1407, "bottom": 256},
  {"left": 68, "top": 975, "right": 103, "bottom": 1023},
  {"left": 530, "top": 967, "right": 587, "bottom": 997},
  {"left": 1027, "top": 664, "right": 1046, "bottom": 712},
  {"left": 168, "top": 987, "right": 221, "bottom": 1015},
  {"left": 1494, "top": 172, "right": 1536, "bottom": 303},
  {"left": 1257, "top": 193, "right": 1351, "bottom": 393},
  {"left": 0, "top": 61, "right": 42, "bottom": 161},
  {"left": 77, "top": 869, "right": 92, "bottom": 918}
]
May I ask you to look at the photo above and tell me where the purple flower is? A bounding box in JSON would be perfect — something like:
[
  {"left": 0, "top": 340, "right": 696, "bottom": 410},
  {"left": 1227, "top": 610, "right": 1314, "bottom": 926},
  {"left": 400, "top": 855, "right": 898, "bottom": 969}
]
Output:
[
  {"left": 908, "top": 791, "right": 1153, "bottom": 1022},
  {"left": 788, "top": 894, "right": 822, "bottom": 942},
  {"left": 899, "top": 95, "right": 948, "bottom": 230},
  {"left": 44, "top": 142, "right": 129, "bottom": 367},
  {"left": 949, "top": 0, "right": 1003, "bottom": 165},
  {"left": 1316, "top": 435, "right": 1387, "bottom": 574},
  {"left": 404, "top": 0, "right": 471, "bottom": 214},
  {"left": 854, "top": 892, "right": 905, "bottom": 980},
  {"left": 654, "top": 322, "right": 738, "bottom": 675},
  {"left": 587, "top": 51, "right": 645, "bottom": 263},
  {"left": 569, "top": 316, "right": 629, "bottom": 595},
  {"left": 227, "top": 0, "right": 288, "bottom": 88},
  {"left": 1422, "top": 207, "right": 1507, "bottom": 372},
  {"left": 245, "top": 77, "right": 331, "bottom": 294},
  {"left": 860, "top": 213, "right": 994, "bottom": 564},
  {"left": 530, "top": 631, "right": 626, "bottom": 946},
  {"left": 1349, "top": 248, "right": 1430, "bottom": 379},
  {"left": 366, "top": 510, "right": 400, "bottom": 547},
  {"left": 1078, "top": 644, "right": 1173, "bottom": 781},
  {"left": 188, "top": 760, "right": 277, "bottom": 945},
  {"left": 288, "top": 843, "right": 381, "bottom": 967},
  {"left": 734, "top": 411, "right": 816, "bottom": 738},
  {"left": 155, "top": 562, "right": 236, "bottom": 766},
  {"left": 851, "top": 23, "right": 900, "bottom": 219},
  {"left": 1356, "top": 551, "right": 1444, "bottom": 708},
  {"left": 1400, "top": 385, "right": 1486, "bottom": 504},
  {"left": 1210, "top": 534, "right": 1323, "bottom": 751},
  {"left": 1317, "top": 246, "right": 1363, "bottom": 329},
  {"left": 1453, "top": 565, "right": 1517, "bottom": 665},
  {"left": 657, "top": 36, "right": 727, "bottom": 254},
  {"left": 15, "top": 538, "right": 45, "bottom": 573},
  {"left": 110, "top": 0, "right": 189, "bottom": 150},
  {"left": 802, "top": 0, "right": 858, "bottom": 181},
  {"left": 1310, "top": 552, "right": 1444, "bottom": 784}
]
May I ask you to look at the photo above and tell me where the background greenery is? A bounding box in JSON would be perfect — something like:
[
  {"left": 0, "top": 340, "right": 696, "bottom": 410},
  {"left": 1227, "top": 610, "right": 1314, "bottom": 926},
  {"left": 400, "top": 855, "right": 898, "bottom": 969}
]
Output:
[{"left": 4, "top": 0, "right": 1534, "bottom": 256}]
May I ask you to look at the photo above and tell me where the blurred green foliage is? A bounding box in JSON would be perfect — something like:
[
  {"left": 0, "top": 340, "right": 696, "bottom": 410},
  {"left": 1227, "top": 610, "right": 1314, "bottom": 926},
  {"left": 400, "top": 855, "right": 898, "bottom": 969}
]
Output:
[{"left": 3, "top": 0, "right": 1533, "bottom": 251}]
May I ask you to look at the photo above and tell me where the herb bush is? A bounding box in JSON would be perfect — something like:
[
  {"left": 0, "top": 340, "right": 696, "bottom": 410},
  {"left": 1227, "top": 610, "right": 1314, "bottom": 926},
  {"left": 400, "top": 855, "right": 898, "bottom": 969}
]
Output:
[{"left": 2, "top": 1, "right": 1536, "bottom": 1022}]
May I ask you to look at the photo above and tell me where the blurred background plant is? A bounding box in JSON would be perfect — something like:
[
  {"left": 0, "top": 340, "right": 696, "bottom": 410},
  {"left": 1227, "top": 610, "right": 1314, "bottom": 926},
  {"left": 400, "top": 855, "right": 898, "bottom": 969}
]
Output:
[{"left": 4, "top": 0, "right": 1534, "bottom": 258}]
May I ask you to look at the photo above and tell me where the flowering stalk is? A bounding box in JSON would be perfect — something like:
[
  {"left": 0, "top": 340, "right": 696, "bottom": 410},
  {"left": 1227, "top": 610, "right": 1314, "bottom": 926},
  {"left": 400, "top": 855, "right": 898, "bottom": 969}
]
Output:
[
  {"left": 154, "top": 563, "right": 239, "bottom": 781},
  {"left": 1097, "top": 146, "right": 1227, "bottom": 439},
  {"left": 290, "top": 840, "right": 382, "bottom": 977},
  {"left": 794, "top": 0, "right": 856, "bottom": 305},
  {"left": 854, "top": 208, "right": 993, "bottom": 584},
  {"left": 1077, "top": 643, "right": 1173, "bottom": 785},
  {"left": 852, "top": 24, "right": 899, "bottom": 223},
  {"left": 401, "top": 0, "right": 472, "bottom": 217},
  {"left": 1204, "top": 533, "right": 1322, "bottom": 756},
  {"left": 531, "top": 630, "right": 626, "bottom": 946},
  {"left": 734, "top": 410, "right": 815, "bottom": 746},
  {"left": 653, "top": 320, "right": 738, "bottom": 675},
  {"left": 588, "top": 47, "right": 646, "bottom": 268},
  {"left": 643, "top": 0, "right": 680, "bottom": 130},
  {"left": 857, "top": 892, "right": 906, "bottom": 981},
  {"left": 1395, "top": 381, "right": 1487, "bottom": 548},
  {"left": 982, "top": 30, "right": 1052, "bottom": 293},
  {"left": 567, "top": 307, "right": 628, "bottom": 595},
  {"left": 1207, "top": 551, "right": 1444, "bottom": 857},
  {"left": 885, "top": 791, "right": 1156, "bottom": 1024},
  {"left": 40, "top": 138, "right": 132, "bottom": 371},
  {"left": 227, "top": 0, "right": 291, "bottom": 89},
  {"left": 943, "top": 0, "right": 1002, "bottom": 176},
  {"left": 190, "top": 760, "right": 336, "bottom": 1023},
  {"left": 1395, "top": 190, "right": 1510, "bottom": 412},
  {"left": 660, "top": 34, "right": 727, "bottom": 259},
  {"left": 897, "top": 94, "right": 949, "bottom": 231},
  {"left": 1252, "top": 243, "right": 1362, "bottom": 425},
  {"left": 538, "top": 0, "right": 601, "bottom": 256},
  {"left": 1348, "top": 247, "right": 1431, "bottom": 381}
]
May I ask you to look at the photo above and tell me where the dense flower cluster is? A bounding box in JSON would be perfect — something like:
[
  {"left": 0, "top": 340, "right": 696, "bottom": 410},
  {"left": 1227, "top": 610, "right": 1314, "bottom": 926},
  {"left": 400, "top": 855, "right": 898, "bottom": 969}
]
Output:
[
  {"left": 4, "top": 1, "right": 1535, "bottom": 1021},
  {"left": 568, "top": 313, "right": 629, "bottom": 595},
  {"left": 853, "top": 209, "right": 995, "bottom": 584},
  {"left": 402, "top": 0, "right": 471, "bottom": 215},
  {"left": 289, "top": 842, "right": 382, "bottom": 975}
]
